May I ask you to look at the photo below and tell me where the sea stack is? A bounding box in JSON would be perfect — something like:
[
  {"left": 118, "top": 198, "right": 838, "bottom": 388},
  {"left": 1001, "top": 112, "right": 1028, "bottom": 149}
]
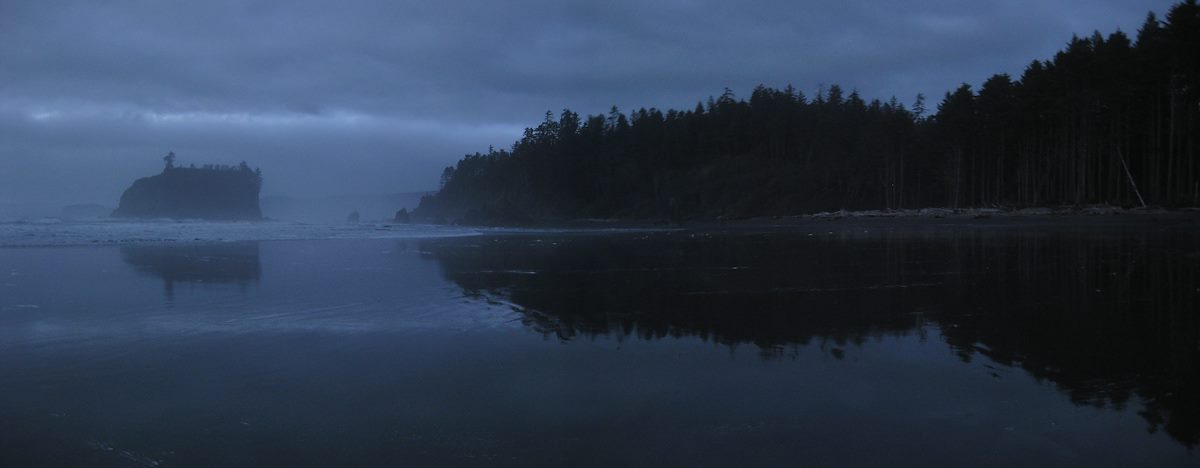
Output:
[{"left": 111, "top": 152, "right": 264, "bottom": 220}]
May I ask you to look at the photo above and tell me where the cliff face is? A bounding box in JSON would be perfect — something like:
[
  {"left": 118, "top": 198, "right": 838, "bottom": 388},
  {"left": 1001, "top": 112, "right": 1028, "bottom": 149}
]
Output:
[{"left": 112, "top": 166, "right": 263, "bottom": 220}]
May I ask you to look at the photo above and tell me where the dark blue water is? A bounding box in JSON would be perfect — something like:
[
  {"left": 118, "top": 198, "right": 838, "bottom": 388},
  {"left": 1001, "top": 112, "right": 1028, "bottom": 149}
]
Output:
[{"left": 1, "top": 220, "right": 1197, "bottom": 466}]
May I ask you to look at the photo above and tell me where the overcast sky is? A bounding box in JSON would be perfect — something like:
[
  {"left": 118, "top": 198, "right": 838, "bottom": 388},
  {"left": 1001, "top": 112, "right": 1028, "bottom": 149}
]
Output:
[{"left": 0, "top": 0, "right": 1180, "bottom": 207}]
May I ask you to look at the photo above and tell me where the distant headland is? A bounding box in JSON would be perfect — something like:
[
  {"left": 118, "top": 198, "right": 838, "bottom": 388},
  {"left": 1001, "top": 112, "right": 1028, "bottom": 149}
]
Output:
[{"left": 111, "top": 152, "right": 264, "bottom": 220}]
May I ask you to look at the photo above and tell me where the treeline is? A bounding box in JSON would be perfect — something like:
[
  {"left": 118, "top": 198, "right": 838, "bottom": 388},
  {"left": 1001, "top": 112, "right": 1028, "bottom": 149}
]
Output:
[
  {"left": 170, "top": 163, "right": 256, "bottom": 173},
  {"left": 416, "top": 1, "right": 1200, "bottom": 224},
  {"left": 162, "top": 152, "right": 264, "bottom": 189}
]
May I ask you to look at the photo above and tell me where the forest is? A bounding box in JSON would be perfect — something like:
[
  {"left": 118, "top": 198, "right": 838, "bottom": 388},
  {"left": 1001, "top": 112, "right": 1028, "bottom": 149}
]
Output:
[{"left": 415, "top": 1, "right": 1200, "bottom": 224}]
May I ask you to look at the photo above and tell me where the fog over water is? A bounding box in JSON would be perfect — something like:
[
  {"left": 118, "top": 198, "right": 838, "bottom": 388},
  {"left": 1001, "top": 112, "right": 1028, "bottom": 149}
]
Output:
[
  {"left": 3, "top": 2, "right": 1198, "bottom": 465},
  {"left": 1, "top": 219, "right": 1196, "bottom": 465},
  {"left": 0, "top": 0, "right": 1178, "bottom": 215}
]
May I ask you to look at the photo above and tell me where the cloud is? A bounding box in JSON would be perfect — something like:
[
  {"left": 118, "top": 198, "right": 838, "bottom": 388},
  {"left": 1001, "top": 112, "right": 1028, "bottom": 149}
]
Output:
[{"left": 0, "top": 0, "right": 1179, "bottom": 206}]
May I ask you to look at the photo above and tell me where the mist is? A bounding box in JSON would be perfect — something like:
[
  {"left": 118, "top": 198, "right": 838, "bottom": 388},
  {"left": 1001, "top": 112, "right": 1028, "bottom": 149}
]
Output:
[
  {"left": 4, "top": 2, "right": 1200, "bottom": 464},
  {"left": 0, "top": 0, "right": 1176, "bottom": 218}
]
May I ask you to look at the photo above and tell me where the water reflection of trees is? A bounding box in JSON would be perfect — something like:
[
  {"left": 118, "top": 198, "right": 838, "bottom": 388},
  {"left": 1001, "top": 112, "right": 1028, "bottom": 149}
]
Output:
[
  {"left": 422, "top": 226, "right": 1199, "bottom": 446},
  {"left": 121, "top": 242, "right": 261, "bottom": 300},
  {"left": 937, "top": 230, "right": 1200, "bottom": 446}
]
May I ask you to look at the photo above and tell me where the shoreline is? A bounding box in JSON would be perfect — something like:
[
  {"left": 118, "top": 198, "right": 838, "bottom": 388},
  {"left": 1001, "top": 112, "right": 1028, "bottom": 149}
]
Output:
[
  {"left": 3, "top": 206, "right": 1198, "bottom": 248},
  {"left": 460, "top": 205, "right": 1200, "bottom": 230}
]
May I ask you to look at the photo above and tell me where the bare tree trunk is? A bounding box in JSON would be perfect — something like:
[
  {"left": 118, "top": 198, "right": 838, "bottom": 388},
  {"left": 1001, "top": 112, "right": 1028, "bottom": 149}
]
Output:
[
  {"left": 1118, "top": 148, "right": 1147, "bottom": 208},
  {"left": 1167, "top": 79, "right": 1177, "bottom": 203}
]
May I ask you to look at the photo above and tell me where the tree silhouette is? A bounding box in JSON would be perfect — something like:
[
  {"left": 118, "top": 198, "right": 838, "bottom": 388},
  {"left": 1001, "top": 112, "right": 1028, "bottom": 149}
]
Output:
[{"left": 414, "top": 1, "right": 1200, "bottom": 225}]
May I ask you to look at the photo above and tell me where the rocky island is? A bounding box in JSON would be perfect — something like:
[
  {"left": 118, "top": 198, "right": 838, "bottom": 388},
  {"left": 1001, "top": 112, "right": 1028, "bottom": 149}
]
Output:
[{"left": 111, "top": 152, "right": 264, "bottom": 220}]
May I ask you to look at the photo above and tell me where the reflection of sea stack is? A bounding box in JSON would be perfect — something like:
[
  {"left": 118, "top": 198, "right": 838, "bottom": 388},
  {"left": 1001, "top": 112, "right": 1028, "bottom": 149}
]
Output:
[
  {"left": 121, "top": 242, "right": 261, "bottom": 301},
  {"left": 112, "top": 152, "right": 263, "bottom": 220}
]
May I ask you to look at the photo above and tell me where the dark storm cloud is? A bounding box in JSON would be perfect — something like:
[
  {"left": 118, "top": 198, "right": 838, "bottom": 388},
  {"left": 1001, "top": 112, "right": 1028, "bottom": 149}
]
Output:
[{"left": 0, "top": 0, "right": 1178, "bottom": 208}]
